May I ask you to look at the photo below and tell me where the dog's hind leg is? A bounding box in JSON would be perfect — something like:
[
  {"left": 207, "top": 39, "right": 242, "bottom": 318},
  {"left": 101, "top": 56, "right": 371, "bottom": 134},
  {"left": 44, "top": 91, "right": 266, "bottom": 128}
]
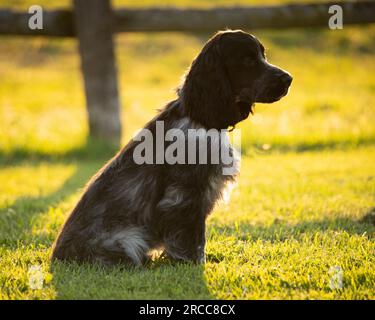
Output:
[{"left": 98, "top": 226, "right": 150, "bottom": 266}]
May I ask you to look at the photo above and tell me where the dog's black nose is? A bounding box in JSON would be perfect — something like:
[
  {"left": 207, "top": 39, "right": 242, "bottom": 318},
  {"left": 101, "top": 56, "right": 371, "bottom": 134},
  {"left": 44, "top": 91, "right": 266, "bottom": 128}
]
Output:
[{"left": 280, "top": 73, "right": 293, "bottom": 86}]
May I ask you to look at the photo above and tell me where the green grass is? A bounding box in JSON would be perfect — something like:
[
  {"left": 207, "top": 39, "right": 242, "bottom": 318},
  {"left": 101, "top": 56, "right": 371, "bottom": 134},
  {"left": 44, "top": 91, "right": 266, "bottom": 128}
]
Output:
[
  {"left": 0, "top": 0, "right": 374, "bottom": 299},
  {"left": 1, "top": 148, "right": 374, "bottom": 299}
]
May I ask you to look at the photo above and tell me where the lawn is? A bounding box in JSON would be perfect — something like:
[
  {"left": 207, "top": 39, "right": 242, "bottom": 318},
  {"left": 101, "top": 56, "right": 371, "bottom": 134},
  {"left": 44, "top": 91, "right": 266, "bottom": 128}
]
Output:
[{"left": 0, "top": 0, "right": 374, "bottom": 299}]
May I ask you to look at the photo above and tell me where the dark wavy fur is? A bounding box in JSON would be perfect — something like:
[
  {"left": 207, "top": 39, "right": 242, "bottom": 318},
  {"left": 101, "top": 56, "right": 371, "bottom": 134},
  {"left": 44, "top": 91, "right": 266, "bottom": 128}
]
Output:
[{"left": 52, "top": 30, "right": 292, "bottom": 266}]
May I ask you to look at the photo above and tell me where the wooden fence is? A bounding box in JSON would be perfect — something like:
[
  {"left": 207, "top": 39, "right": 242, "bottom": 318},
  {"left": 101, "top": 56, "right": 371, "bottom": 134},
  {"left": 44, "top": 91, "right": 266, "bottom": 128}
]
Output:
[{"left": 1, "top": 0, "right": 375, "bottom": 145}]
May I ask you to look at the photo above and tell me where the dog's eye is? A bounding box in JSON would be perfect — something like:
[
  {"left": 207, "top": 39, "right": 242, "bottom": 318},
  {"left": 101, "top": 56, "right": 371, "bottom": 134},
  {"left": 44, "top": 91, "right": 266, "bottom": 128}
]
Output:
[{"left": 244, "top": 57, "right": 256, "bottom": 67}]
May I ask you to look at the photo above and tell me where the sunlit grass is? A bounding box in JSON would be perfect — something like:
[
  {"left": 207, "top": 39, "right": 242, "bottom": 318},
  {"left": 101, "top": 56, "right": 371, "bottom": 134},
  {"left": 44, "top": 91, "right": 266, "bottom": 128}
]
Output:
[
  {"left": 0, "top": 0, "right": 374, "bottom": 300},
  {"left": 0, "top": 148, "right": 374, "bottom": 299}
]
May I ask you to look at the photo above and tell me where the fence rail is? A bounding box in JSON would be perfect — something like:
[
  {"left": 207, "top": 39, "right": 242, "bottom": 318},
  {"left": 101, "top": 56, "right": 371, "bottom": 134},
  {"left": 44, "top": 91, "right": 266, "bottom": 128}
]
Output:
[
  {"left": 115, "top": 2, "right": 375, "bottom": 33},
  {"left": 1, "top": 1, "right": 375, "bottom": 37}
]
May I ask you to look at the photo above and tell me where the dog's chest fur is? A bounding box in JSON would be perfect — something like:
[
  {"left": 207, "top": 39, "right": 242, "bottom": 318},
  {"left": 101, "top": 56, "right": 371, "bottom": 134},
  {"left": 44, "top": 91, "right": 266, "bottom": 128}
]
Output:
[{"left": 167, "top": 115, "right": 240, "bottom": 207}]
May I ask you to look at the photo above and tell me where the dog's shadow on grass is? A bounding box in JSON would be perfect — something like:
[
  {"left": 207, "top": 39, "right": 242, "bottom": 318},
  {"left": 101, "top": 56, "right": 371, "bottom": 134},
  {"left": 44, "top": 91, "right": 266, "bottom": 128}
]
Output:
[
  {"left": 49, "top": 240, "right": 212, "bottom": 299},
  {"left": 50, "top": 260, "right": 212, "bottom": 299},
  {"left": 0, "top": 140, "right": 115, "bottom": 246}
]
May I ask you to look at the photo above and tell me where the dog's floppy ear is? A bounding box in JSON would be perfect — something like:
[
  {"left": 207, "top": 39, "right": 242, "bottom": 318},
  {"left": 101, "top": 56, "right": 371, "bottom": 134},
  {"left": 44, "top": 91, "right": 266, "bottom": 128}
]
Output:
[{"left": 181, "top": 33, "right": 237, "bottom": 129}]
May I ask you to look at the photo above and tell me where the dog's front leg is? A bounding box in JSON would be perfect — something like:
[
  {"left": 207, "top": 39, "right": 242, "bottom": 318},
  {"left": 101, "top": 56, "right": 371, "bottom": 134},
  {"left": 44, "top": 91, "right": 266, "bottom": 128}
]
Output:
[
  {"left": 156, "top": 187, "right": 208, "bottom": 264},
  {"left": 163, "top": 216, "right": 206, "bottom": 264}
]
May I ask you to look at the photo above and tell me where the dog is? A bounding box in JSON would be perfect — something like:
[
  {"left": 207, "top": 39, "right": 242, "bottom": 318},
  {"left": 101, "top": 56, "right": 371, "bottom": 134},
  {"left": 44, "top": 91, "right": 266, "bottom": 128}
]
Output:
[{"left": 52, "top": 30, "right": 292, "bottom": 266}]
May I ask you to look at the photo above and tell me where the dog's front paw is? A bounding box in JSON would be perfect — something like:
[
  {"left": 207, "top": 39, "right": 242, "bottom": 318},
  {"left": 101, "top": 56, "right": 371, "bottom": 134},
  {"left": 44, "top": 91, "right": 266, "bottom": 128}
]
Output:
[{"left": 196, "top": 246, "right": 206, "bottom": 264}]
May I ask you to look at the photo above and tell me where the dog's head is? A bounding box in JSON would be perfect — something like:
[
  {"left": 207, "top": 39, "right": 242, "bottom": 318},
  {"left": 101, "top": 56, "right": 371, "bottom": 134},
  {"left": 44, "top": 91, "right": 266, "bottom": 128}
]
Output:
[{"left": 181, "top": 30, "right": 292, "bottom": 129}]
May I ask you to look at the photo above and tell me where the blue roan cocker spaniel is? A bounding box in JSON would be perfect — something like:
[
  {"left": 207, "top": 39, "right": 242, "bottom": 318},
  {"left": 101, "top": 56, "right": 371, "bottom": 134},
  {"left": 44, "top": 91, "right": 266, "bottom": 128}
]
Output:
[{"left": 52, "top": 30, "right": 292, "bottom": 266}]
